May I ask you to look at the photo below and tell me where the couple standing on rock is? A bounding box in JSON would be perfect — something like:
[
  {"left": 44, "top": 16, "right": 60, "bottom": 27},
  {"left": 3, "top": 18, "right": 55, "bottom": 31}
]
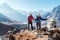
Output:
[{"left": 28, "top": 13, "right": 47, "bottom": 31}]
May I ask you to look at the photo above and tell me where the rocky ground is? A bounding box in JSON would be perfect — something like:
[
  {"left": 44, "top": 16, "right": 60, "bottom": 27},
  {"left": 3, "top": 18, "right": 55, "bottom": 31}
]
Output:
[{"left": 2, "top": 27, "right": 60, "bottom": 40}]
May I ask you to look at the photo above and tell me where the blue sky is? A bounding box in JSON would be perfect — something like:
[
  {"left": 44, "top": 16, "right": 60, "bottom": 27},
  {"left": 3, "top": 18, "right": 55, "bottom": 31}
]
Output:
[{"left": 0, "top": 0, "right": 60, "bottom": 11}]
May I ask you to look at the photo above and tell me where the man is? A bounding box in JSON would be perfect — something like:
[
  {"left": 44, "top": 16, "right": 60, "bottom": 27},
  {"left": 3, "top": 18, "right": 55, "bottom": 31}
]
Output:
[
  {"left": 28, "top": 13, "right": 34, "bottom": 30},
  {"left": 35, "top": 13, "right": 47, "bottom": 30}
]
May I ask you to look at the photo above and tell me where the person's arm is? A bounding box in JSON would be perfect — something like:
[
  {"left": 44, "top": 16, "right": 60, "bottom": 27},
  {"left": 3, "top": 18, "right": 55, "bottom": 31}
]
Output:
[
  {"left": 32, "top": 16, "right": 34, "bottom": 20},
  {"left": 40, "top": 16, "right": 47, "bottom": 20}
]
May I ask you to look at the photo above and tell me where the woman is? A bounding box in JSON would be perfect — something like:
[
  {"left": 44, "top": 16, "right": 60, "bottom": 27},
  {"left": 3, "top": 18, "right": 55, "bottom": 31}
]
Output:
[{"left": 35, "top": 13, "right": 47, "bottom": 30}]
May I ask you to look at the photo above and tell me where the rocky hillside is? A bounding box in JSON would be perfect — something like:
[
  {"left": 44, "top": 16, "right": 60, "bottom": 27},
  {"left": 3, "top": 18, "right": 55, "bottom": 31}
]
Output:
[{"left": 0, "top": 23, "right": 15, "bottom": 36}]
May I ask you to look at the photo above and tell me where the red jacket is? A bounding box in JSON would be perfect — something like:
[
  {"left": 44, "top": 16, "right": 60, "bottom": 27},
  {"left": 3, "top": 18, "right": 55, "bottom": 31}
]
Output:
[{"left": 28, "top": 15, "right": 34, "bottom": 23}]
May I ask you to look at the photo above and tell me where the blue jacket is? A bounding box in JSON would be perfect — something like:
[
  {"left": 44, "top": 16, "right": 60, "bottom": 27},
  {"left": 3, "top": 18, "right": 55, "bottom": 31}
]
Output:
[{"left": 35, "top": 16, "right": 47, "bottom": 22}]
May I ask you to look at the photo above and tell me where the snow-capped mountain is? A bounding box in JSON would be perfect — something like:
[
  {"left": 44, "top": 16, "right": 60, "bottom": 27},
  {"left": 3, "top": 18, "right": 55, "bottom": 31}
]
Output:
[
  {"left": 0, "top": 3, "right": 27, "bottom": 22},
  {"left": 48, "top": 5, "right": 60, "bottom": 27},
  {"left": 48, "top": 5, "right": 60, "bottom": 20},
  {"left": 42, "top": 12, "right": 50, "bottom": 18},
  {"left": 42, "top": 5, "right": 60, "bottom": 27}
]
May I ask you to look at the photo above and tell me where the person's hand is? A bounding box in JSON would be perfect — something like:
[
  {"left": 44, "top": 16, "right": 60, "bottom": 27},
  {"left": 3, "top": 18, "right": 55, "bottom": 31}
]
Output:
[
  {"left": 33, "top": 18, "right": 35, "bottom": 20},
  {"left": 46, "top": 18, "right": 49, "bottom": 20},
  {"left": 46, "top": 18, "right": 48, "bottom": 20}
]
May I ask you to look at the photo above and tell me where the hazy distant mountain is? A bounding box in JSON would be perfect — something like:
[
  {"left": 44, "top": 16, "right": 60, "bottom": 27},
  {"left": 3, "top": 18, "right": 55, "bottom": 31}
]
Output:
[
  {"left": 0, "top": 13, "right": 22, "bottom": 24},
  {"left": 0, "top": 3, "right": 27, "bottom": 22},
  {"left": 0, "top": 13, "right": 12, "bottom": 22}
]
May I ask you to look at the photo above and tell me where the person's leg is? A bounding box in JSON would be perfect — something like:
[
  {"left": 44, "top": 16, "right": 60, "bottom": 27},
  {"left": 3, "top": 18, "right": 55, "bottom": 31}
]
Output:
[
  {"left": 28, "top": 22, "right": 30, "bottom": 30},
  {"left": 39, "top": 21, "right": 41, "bottom": 30},
  {"left": 36, "top": 22, "right": 39, "bottom": 30},
  {"left": 31, "top": 22, "right": 33, "bottom": 31}
]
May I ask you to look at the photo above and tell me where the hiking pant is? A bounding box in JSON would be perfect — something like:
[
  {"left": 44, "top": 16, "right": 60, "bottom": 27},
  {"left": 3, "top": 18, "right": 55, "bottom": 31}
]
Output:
[
  {"left": 36, "top": 21, "right": 41, "bottom": 30},
  {"left": 28, "top": 22, "right": 33, "bottom": 30}
]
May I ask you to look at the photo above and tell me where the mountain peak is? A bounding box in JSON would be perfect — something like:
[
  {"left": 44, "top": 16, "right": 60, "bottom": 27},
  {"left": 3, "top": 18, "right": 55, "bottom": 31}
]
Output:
[
  {"left": 57, "top": 5, "right": 60, "bottom": 7},
  {"left": 0, "top": 3, "right": 12, "bottom": 10},
  {"left": 1, "top": 3, "right": 8, "bottom": 5},
  {"left": 52, "top": 5, "right": 60, "bottom": 13},
  {"left": 0, "top": 3, "right": 10, "bottom": 7},
  {"left": 54, "top": 5, "right": 60, "bottom": 9}
]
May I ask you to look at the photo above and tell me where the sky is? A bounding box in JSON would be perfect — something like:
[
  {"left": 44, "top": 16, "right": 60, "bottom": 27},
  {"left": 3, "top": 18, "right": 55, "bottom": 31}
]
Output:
[{"left": 0, "top": 0, "right": 60, "bottom": 12}]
